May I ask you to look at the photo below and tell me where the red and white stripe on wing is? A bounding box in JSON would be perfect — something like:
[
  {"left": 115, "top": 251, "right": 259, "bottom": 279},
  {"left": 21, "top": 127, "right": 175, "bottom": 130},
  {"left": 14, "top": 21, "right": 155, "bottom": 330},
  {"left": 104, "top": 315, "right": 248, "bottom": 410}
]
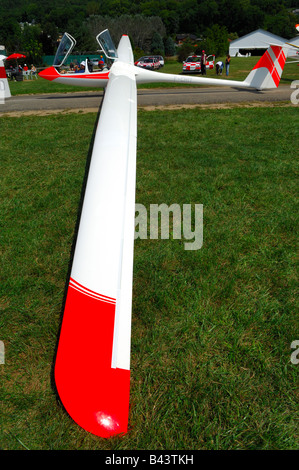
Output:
[{"left": 69, "top": 278, "right": 116, "bottom": 304}]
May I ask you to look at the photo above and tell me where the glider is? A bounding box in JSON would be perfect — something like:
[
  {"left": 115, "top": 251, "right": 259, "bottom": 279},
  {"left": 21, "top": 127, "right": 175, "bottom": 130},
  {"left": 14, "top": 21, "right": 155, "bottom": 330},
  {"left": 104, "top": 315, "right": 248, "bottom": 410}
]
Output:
[
  {"left": 39, "top": 30, "right": 288, "bottom": 438},
  {"left": 39, "top": 30, "right": 288, "bottom": 90}
]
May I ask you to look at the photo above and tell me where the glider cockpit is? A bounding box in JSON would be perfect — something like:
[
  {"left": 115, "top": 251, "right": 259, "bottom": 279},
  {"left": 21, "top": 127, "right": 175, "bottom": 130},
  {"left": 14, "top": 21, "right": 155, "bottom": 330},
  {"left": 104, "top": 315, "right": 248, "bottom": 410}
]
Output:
[
  {"left": 53, "top": 29, "right": 116, "bottom": 73},
  {"left": 39, "top": 29, "right": 116, "bottom": 85}
]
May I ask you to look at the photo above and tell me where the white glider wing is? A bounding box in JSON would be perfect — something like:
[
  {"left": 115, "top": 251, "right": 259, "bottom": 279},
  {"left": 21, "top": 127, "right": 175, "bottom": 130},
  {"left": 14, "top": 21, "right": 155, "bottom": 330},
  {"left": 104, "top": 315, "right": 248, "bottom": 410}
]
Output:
[{"left": 54, "top": 35, "right": 137, "bottom": 438}]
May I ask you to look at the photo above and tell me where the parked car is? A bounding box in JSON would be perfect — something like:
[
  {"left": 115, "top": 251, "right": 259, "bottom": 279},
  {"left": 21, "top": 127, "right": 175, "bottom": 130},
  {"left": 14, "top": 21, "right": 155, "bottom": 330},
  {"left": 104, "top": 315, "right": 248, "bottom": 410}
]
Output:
[
  {"left": 182, "top": 55, "right": 215, "bottom": 73},
  {"left": 134, "top": 56, "right": 146, "bottom": 66},
  {"left": 153, "top": 55, "right": 164, "bottom": 67},
  {"left": 135, "top": 56, "right": 162, "bottom": 70}
]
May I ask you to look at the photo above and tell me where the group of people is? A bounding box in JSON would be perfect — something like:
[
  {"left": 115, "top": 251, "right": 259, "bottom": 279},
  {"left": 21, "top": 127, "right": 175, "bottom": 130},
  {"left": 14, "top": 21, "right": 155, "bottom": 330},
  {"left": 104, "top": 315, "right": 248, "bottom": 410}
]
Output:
[
  {"left": 200, "top": 50, "right": 231, "bottom": 76},
  {"left": 215, "top": 55, "right": 231, "bottom": 76},
  {"left": 67, "top": 56, "right": 108, "bottom": 74},
  {"left": 8, "top": 63, "right": 37, "bottom": 81}
]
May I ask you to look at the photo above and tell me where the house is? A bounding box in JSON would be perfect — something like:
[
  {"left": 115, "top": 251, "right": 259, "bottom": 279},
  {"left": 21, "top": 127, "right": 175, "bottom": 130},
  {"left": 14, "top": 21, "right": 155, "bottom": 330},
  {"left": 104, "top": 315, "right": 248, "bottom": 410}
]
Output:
[{"left": 176, "top": 34, "right": 200, "bottom": 47}]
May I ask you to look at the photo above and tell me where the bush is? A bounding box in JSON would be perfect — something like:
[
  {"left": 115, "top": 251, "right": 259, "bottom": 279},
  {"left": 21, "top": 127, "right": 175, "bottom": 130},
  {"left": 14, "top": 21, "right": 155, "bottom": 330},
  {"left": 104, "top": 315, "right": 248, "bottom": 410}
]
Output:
[
  {"left": 177, "top": 42, "right": 195, "bottom": 62},
  {"left": 134, "top": 47, "right": 146, "bottom": 61},
  {"left": 164, "top": 37, "right": 176, "bottom": 57}
]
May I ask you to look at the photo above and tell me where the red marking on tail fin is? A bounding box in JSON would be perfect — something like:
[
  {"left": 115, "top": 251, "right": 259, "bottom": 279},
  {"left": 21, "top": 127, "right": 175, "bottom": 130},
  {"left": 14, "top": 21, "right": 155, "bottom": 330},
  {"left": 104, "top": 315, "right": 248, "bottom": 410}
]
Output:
[
  {"left": 277, "top": 50, "right": 286, "bottom": 70},
  {"left": 271, "top": 45, "right": 285, "bottom": 62},
  {"left": 0, "top": 67, "right": 7, "bottom": 79},
  {"left": 253, "top": 51, "right": 274, "bottom": 73},
  {"left": 252, "top": 46, "right": 285, "bottom": 87},
  {"left": 271, "top": 67, "right": 280, "bottom": 87}
]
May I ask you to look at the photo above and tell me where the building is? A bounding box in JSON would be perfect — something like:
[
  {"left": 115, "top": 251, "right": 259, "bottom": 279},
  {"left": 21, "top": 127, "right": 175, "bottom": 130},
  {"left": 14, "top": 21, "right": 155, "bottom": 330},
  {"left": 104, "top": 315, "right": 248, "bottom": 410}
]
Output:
[
  {"left": 229, "top": 29, "right": 287, "bottom": 57},
  {"left": 175, "top": 34, "right": 200, "bottom": 47}
]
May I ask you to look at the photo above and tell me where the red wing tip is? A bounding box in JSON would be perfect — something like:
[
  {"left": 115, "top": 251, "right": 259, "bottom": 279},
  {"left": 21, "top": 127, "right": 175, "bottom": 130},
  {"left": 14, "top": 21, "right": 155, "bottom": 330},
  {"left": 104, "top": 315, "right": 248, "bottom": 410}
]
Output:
[
  {"left": 55, "top": 370, "right": 130, "bottom": 438},
  {"left": 54, "top": 280, "right": 130, "bottom": 438}
]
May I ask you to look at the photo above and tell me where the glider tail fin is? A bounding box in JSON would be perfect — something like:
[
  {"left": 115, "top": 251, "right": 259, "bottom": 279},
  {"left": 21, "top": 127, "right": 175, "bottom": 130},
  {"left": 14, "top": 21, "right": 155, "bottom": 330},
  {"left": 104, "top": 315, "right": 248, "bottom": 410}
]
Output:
[
  {"left": 0, "top": 59, "right": 11, "bottom": 99},
  {"left": 244, "top": 45, "right": 287, "bottom": 90}
]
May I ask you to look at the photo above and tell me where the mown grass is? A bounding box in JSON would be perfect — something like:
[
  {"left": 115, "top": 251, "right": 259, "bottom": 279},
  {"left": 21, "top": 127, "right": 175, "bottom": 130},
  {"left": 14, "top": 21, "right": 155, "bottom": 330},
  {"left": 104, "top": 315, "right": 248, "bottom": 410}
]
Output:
[
  {"left": 7, "top": 56, "right": 299, "bottom": 96},
  {"left": 0, "top": 106, "right": 298, "bottom": 450}
]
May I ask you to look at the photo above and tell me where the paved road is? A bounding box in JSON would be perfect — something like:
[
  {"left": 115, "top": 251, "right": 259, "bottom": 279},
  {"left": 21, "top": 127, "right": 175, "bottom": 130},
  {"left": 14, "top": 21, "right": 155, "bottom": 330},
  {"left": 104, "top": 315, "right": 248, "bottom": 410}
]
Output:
[{"left": 0, "top": 85, "right": 292, "bottom": 114}]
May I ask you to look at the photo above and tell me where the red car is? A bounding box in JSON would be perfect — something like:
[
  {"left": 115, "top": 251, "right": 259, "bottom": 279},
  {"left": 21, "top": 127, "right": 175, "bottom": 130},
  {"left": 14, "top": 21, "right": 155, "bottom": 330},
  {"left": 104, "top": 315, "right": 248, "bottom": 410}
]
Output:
[{"left": 183, "top": 55, "right": 215, "bottom": 73}]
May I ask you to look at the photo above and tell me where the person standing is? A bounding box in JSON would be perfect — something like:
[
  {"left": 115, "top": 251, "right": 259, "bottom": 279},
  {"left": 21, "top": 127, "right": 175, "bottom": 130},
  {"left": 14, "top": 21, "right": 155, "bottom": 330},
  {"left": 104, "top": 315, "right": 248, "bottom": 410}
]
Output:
[
  {"left": 23, "top": 64, "right": 29, "bottom": 79},
  {"left": 225, "top": 54, "right": 231, "bottom": 76},
  {"left": 201, "top": 50, "right": 207, "bottom": 75},
  {"left": 30, "top": 64, "right": 37, "bottom": 79}
]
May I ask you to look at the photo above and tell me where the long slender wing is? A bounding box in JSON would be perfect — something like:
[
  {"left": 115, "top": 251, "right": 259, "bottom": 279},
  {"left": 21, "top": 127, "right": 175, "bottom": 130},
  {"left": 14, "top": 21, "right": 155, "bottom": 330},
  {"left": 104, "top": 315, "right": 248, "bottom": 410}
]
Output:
[{"left": 54, "top": 39, "right": 137, "bottom": 438}]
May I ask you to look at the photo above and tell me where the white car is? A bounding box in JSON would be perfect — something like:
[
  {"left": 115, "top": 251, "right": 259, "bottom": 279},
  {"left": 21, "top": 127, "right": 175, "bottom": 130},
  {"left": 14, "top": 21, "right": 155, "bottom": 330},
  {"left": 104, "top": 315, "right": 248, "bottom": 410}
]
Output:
[
  {"left": 153, "top": 55, "right": 164, "bottom": 67},
  {"left": 135, "top": 56, "right": 161, "bottom": 70},
  {"left": 182, "top": 55, "right": 215, "bottom": 73}
]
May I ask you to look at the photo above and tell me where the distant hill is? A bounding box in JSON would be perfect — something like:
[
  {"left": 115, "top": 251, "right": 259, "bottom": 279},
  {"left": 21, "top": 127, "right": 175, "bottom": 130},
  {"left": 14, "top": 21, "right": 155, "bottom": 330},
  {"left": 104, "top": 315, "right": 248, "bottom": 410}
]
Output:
[{"left": 0, "top": 0, "right": 297, "bottom": 60}]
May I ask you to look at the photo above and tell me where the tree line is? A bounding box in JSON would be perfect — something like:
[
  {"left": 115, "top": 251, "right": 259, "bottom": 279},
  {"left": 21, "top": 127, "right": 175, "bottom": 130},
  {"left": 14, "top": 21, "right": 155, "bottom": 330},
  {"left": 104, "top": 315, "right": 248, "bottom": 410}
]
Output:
[{"left": 0, "top": 0, "right": 297, "bottom": 64}]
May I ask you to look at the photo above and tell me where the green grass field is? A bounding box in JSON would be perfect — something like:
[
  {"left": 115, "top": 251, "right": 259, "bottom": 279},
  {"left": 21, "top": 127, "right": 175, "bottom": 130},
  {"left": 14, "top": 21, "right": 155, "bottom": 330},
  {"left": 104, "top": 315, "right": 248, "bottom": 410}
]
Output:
[
  {"left": 0, "top": 106, "right": 298, "bottom": 450},
  {"left": 7, "top": 56, "right": 299, "bottom": 95}
]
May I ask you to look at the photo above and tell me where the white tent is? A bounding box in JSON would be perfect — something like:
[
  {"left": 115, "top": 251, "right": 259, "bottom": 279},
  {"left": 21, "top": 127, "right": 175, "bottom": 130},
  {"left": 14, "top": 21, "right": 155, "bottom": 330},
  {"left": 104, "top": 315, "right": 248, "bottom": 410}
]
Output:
[
  {"left": 229, "top": 29, "right": 287, "bottom": 56},
  {"left": 287, "top": 36, "right": 299, "bottom": 58}
]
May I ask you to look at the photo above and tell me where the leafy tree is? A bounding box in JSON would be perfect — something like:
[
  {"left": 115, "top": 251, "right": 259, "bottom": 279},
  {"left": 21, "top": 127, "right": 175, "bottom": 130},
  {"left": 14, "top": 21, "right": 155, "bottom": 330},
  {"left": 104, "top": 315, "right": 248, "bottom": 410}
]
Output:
[
  {"left": 21, "top": 24, "right": 43, "bottom": 63},
  {"left": 177, "top": 41, "right": 195, "bottom": 62},
  {"left": 197, "top": 0, "right": 219, "bottom": 31},
  {"left": 39, "top": 22, "right": 59, "bottom": 55},
  {"left": 151, "top": 32, "right": 165, "bottom": 55},
  {"left": 0, "top": 0, "right": 297, "bottom": 56},
  {"left": 264, "top": 10, "right": 298, "bottom": 38},
  {"left": 161, "top": 10, "right": 180, "bottom": 35},
  {"left": 200, "top": 24, "right": 229, "bottom": 57},
  {"left": 133, "top": 46, "right": 146, "bottom": 61},
  {"left": 0, "top": 16, "right": 22, "bottom": 52},
  {"left": 164, "top": 36, "right": 176, "bottom": 56},
  {"left": 86, "top": 1, "right": 100, "bottom": 16},
  {"left": 84, "top": 14, "right": 165, "bottom": 52}
]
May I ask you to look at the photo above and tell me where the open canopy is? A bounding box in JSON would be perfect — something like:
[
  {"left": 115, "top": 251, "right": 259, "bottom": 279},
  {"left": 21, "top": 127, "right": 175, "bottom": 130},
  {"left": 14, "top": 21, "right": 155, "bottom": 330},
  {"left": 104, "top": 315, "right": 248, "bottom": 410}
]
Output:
[
  {"left": 53, "top": 30, "right": 118, "bottom": 67},
  {"left": 53, "top": 33, "right": 76, "bottom": 67},
  {"left": 96, "top": 29, "right": 118, "bottom": 60}
]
